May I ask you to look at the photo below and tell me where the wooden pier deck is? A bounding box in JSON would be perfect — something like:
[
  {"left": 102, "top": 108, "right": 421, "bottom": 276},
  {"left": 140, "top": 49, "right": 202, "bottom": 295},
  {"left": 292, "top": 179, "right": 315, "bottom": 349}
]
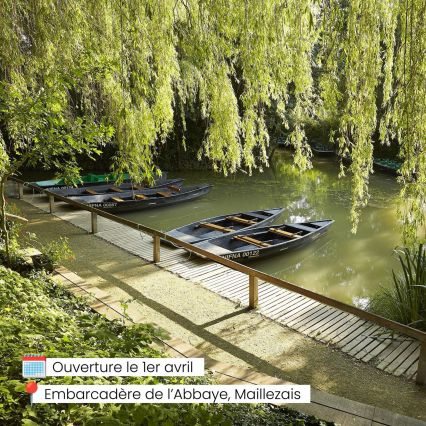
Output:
[{"left": 16, "top": 187, "right": 423, "bottom": 382}]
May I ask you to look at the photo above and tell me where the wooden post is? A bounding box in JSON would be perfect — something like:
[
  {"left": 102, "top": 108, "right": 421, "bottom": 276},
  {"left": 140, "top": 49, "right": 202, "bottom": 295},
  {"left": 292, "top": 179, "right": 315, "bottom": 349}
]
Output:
[
  {"left": 17, "top": 182, "right": 23, "bottom": 199},
  {"left": 91, "top": 212, "right": 98, "bottom": 234},
  {"left": 153, "top": 235, "right": 160, "bottom": 263},
  {"left": 249, "top": 275, "right": 258, "bottom": 309},
  {"left": 48, "top": 194, "right": 54, "bottom": 213},
  {"left": 416, "top": 342, "right": 426, "bottom": 385}
]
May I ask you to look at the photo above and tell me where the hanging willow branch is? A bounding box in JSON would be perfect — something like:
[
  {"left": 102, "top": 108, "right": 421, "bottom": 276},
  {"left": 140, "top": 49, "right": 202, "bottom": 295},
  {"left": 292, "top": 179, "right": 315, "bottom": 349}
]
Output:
[{"left": 0, "top": 0, "right": 424, "bottom": 243}]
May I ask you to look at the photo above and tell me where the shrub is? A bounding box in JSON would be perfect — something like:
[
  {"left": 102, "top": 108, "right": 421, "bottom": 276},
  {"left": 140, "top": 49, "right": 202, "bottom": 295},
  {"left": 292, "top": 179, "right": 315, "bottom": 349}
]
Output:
[
  {"left": 368, "top": 244, "right": 426, "bottom": 330},
  {"left": 32, "top": 236, "right": 74, "bottom": 272}
]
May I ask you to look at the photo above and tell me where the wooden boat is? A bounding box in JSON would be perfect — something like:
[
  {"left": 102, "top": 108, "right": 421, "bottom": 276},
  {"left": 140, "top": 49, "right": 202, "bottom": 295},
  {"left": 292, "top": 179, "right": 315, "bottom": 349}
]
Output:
[
  {"left": 165, "top": 208, "right": 284, "bottom": 245},
  {"left": 373, "top": 158, "right": 401, "bottom": 175},
  {"left": 68, "top": 184, "right": 212, "bottom": 213},
  {"left": 194, "top": 219, "right": 334, "bottom": 262},
  {"left": 30, "top": 171, "right": 167, "bottom": 189},
  {"left": 277, "top": 136, "right": 286, "bottom": 147},
  {"left": 50, "top": 177, "right": 183, "bottom": 197},
  {"left": 31, "top": 172, "right": 131, "bottom": 189},
  {"left": 311, "top": 142, "right": 336, "bottom": 157}
]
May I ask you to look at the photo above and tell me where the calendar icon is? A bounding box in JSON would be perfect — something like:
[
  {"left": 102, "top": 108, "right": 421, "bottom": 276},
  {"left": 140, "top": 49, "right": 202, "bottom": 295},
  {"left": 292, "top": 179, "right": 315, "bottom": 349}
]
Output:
[{"left": 22, "top": 355, "right": 46, "bottom": 378}]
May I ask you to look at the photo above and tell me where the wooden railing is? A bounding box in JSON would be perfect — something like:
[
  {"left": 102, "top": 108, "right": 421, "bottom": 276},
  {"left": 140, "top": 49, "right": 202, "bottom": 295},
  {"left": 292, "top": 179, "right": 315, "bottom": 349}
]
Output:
[{"left": 10, "top": 177, "right": 426, "bottom": 385}]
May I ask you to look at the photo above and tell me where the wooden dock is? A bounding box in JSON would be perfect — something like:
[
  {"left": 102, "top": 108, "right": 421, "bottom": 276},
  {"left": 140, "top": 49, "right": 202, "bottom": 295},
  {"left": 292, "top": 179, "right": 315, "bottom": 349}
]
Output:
[{"left": 16, "top": 188, "right": 423, "bottom": 381}]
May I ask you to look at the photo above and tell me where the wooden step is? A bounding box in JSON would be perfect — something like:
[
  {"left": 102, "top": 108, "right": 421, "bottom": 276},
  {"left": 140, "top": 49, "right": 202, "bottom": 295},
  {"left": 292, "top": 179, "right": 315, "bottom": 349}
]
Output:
[
  {"left": 234, "top": 235, "right": 271, "bottom": 248},
  {"left": 269, "top": 228, "right": 301, "bottom": 239},
  {"left": 199, "top": 222, "right": 233, "bottom": 233},
  {"left": 226, "top": 215, "right": 257, "bottom": 225}
]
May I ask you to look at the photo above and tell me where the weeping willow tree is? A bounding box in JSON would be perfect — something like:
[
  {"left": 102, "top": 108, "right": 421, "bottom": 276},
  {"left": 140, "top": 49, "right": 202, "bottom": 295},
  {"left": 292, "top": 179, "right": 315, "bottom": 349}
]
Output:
[
  {"left": 0, "top": 0, "right": 425, "bottom": 247},
  {"left": 319, "top": 0, "right": 425, "bottom": 242}
]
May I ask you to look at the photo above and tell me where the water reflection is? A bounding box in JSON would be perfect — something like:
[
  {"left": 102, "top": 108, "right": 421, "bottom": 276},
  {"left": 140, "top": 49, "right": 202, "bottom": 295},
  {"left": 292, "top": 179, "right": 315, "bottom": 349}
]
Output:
[{"left": 119, "top": 150, "right": 402, "bottom": 307}]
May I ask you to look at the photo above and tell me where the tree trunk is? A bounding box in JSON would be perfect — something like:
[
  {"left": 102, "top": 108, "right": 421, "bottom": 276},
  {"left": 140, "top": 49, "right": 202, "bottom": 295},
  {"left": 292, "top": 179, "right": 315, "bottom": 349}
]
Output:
[{"left": 0, "top": 175, "right": 11, "bottom": 266}]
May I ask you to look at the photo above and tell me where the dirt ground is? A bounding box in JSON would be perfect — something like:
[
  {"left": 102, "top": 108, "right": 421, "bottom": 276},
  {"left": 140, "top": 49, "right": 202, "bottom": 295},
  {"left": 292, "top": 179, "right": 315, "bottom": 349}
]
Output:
[{"left": 12, "top": 198, "right": 426, "bottom": 421}]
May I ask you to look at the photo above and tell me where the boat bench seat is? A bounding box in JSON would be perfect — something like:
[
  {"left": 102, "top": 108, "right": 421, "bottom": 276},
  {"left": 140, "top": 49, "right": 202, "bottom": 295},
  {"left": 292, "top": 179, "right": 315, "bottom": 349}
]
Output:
[
  {"left": 199, "top": 222, "right": 233, "bottom": 233},
  {"left": 109, "top": 186, "right": 123, "bottom": 192},
  {"left": 110, "top": 197, "right": 125, "bottom": 203},
  {"left": 226, "top": 215, "right": 257, "bottom": 225},
  {"left": 84, "top": 189, "right": 99, "bottom": 195},
  {"left": 269, "top": 228, "right": 301, "bottom": 239},
  {"left": 234, "top": 235, "right": 271, "bottom": 248},
  {"left": 167, "top": 184, "right": 181, "bottom": 192},
  {"left": 134, "top": 194, "right": 148, "bottom": 200},
  {"left": 157, "top": 191, "right": 172, "bottom": 197}
]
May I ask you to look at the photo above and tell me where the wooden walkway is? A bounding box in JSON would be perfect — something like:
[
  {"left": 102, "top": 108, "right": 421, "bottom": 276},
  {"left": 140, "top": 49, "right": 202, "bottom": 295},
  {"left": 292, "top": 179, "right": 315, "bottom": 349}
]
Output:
[{"left": 18, "top": 188, "right": 422, "bottom": 381}]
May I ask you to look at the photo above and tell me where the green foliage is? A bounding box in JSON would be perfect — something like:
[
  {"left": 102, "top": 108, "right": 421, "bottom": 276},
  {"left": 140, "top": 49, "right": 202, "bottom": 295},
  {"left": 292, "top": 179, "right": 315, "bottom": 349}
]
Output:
[
  {"left": 220, "top": 404, "right": 332, "bottom": 426},
  {"left": 0, "top": 0, "right": 424, "bottom": 242},
  {"left": 0, "top": 266, "right": 165, "bottom": 425},
  {"left": 0, "top": 204, "right": 27, "bottom": 269},
  {"left": 33, "top": 237, "right": 74, "bottom": 272},
  {"left": 319, "top": 0, "right": 425, "bottom": 240},
  {"left": 368, "top": 244, "right": 426, "bottom": 330}
]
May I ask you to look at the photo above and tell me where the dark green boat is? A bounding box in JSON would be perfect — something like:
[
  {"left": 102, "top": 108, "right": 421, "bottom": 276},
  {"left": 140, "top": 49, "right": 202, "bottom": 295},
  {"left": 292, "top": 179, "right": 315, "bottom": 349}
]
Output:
[
  {"left": 311, "top": 142, "right": 336, "bottom": 157},
  {"left": 30, "top": 172, "right": 166, "bottom": 189},
  {"left": 373, "top": 158, "right": 401, "bottom": 175}
]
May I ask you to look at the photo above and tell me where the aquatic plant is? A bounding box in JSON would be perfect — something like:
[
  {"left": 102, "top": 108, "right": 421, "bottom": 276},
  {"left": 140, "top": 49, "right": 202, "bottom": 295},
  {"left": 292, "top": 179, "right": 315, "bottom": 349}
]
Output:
[{"left": 368, "top": 244, "right": 426, "bottom": 331}]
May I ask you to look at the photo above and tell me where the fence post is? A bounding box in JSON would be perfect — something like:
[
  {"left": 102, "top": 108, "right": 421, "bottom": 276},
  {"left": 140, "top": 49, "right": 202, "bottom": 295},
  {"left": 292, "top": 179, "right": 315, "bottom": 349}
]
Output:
[
  {"left": 91, "top": 212, "right": 98, "bottom": 234},
  {"left": 416, "top": 342, "right": 426, "bottom": 385},
  {"left": 17, "top": 182, "right": 23, "bottom": 199},
  {"left": 153, "top": 235, "right": 160, "bottom": 263},
  {"left": 48, "top": 194, "right": 54, "bottom": 213},
  {"left": 249, "top": 275, "right": 258, "bottom": 309}
]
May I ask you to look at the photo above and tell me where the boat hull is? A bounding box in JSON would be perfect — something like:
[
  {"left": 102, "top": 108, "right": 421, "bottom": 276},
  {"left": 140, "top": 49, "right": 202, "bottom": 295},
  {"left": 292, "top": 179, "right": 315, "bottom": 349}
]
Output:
[
  {"left": 311, "top": 147, "right": 336, "bottom": 157},
  {"left": 31, "top": 172, "right": 168, "bottom": 190},
  {"left": 165, "top": 208, "right": 284, "bottom": 245},
  {"left": 50, "top": 178, "right": 183, "bottom": 197},
  {"left": 373, "top": 159, "right": 400, "bottom": 175},
  {"left": 195, "top": 220, "right": 334, "bottom": 262},
  {"left": 69, "top": 184, "right": 212, "bottom": 213}
]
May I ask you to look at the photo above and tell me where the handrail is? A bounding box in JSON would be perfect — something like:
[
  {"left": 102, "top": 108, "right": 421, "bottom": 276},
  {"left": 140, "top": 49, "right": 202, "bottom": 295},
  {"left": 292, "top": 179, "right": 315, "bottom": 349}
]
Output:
[{"left": 9, "top": 176, "right": 426, "bottom": 384}]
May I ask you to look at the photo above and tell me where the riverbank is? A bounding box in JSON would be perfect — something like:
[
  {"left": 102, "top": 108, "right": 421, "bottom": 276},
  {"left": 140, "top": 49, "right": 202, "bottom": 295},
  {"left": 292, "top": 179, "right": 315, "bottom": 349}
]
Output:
[{"left": 12, "top": 197, "right": 426, "bottom": 421}]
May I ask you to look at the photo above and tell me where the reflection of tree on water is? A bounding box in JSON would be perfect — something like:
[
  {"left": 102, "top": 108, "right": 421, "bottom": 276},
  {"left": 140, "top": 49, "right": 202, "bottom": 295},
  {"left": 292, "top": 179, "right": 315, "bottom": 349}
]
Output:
[
  {"left": 271, "top": 151, "right": 348, "bottom": 221},
  {"left": 260, "top": 151, "right": 403, "bottom": 306}
]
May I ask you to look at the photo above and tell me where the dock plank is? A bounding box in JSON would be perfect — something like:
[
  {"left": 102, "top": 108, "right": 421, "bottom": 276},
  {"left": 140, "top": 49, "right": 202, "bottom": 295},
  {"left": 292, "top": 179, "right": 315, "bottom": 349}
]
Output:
[{"left": 383, "top": 341, "right": 420, "bottom": 374}]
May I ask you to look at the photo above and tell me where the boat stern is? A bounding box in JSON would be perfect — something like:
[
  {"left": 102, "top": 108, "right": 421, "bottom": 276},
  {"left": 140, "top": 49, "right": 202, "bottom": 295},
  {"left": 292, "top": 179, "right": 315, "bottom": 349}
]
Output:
[
  {"left": 165, "top": 230, "right": 200, "bottom": 245},
  {"left": 193, "top": 241, "right": 232, "bottom": 258}
]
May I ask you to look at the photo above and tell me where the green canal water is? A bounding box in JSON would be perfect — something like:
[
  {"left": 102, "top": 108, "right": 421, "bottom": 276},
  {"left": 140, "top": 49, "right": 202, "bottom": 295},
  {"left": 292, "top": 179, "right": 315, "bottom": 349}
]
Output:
[{"left": 119, "top": 150, "right": 403, "bottom": 308}]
